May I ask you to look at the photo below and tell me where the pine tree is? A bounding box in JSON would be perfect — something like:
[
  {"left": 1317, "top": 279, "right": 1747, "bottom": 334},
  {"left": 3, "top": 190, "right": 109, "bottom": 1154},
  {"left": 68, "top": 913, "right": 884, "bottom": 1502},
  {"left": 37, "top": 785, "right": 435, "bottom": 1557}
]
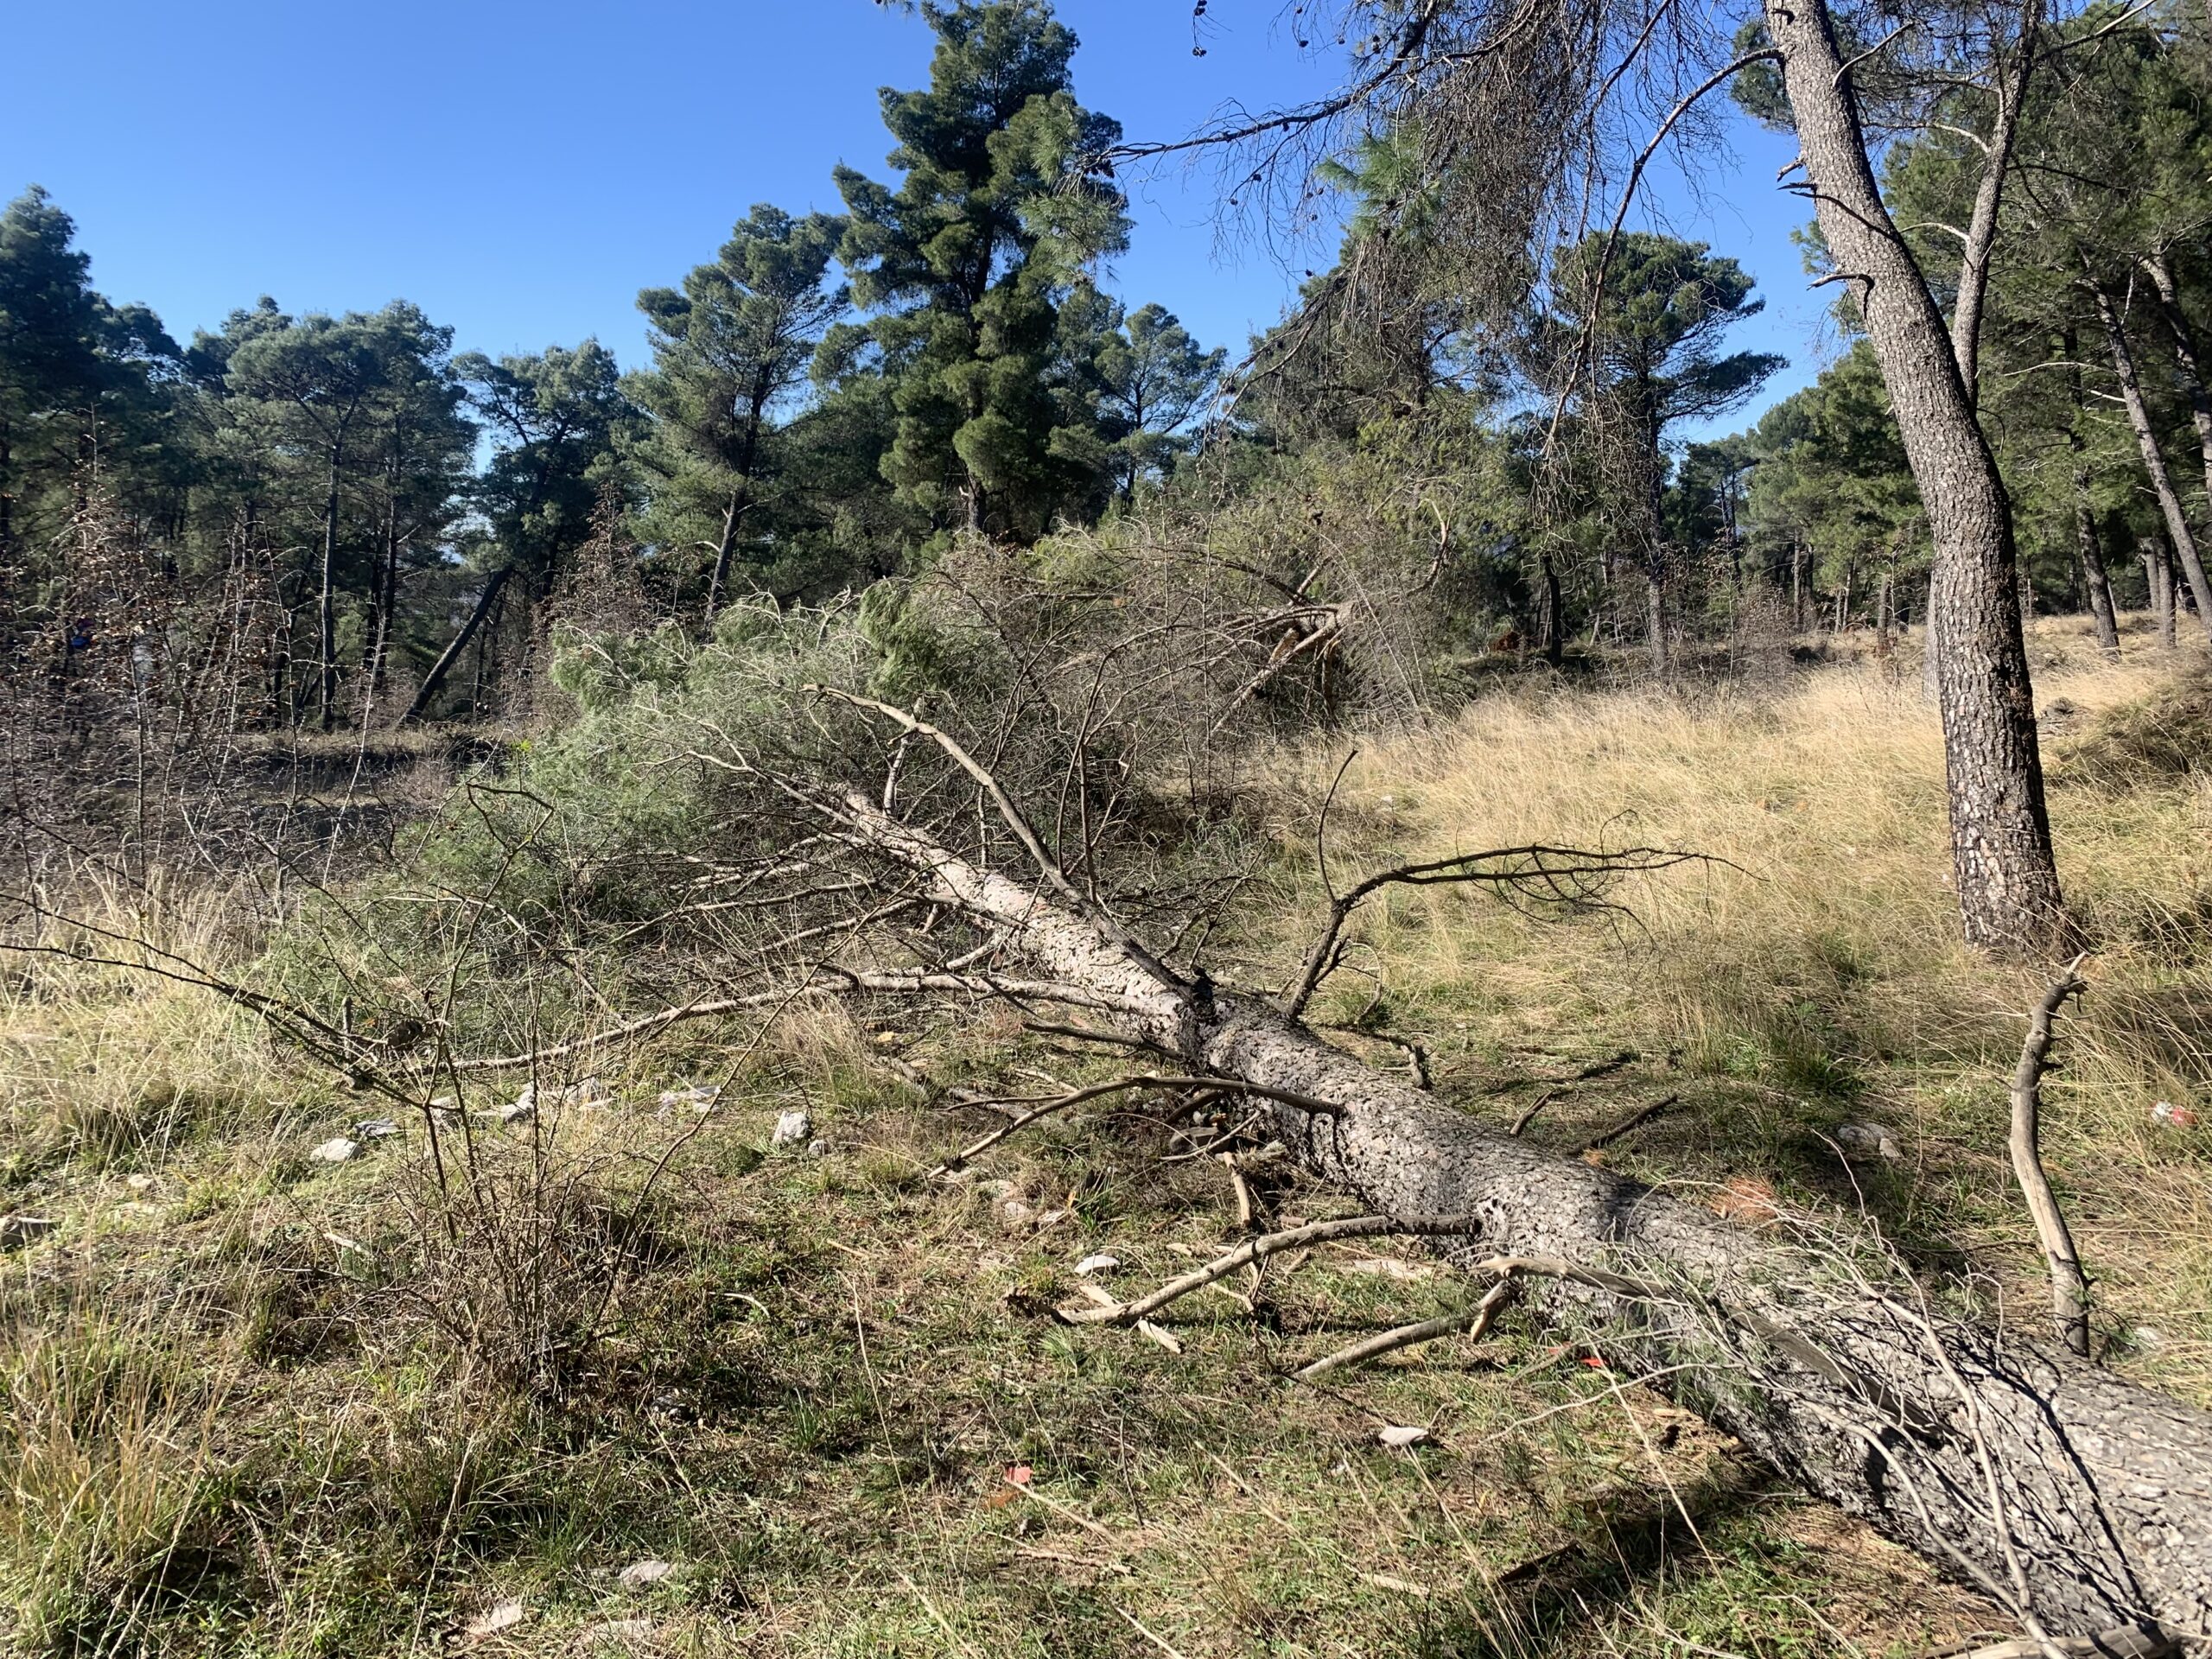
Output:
[
  {"left": 833, "top": 0, "right": 1129, "bottom": 541},
  {"left": 625, "top": 207, "right": 846, "bottom": 618}
]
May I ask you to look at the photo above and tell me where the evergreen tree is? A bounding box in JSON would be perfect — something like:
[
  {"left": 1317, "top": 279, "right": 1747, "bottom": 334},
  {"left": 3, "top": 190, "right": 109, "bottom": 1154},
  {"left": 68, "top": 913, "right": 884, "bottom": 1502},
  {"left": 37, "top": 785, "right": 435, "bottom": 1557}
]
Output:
[
  {"left": 1094, "top": 301, "right": 1226, "bottom": 499},
  {"left": 626, "top": 207, "right": 847, "bottom": 618},
  {"left": 403, "top": 341, "right": 629, "bottom": 723},
  {"left": 1549, "top": 233, "right": 1784, "bottom": 668},
  {"left": 833, "top": 0, "right": 1129, "bottom": 541}
]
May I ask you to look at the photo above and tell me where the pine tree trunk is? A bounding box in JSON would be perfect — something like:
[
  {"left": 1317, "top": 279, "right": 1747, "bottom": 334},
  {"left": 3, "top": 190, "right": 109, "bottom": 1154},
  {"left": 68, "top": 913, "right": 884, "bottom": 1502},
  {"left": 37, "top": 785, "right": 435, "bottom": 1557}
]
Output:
[
  {"left": 1541, "top": 551, "right": 1564, "bottom": 668},
  {"left": 2094, "top": 281, "right": 2212, "bottom": 646},
  {"left": 1644, "top": 552, "right": 1668, "bottom": 674},
  {"left": 2141, "top": 252, "right": 2212, "bottom": 539},
  {"left": 2075, "top": 495, "right": 2120, "bottom": 658},
  {"left": 318, "top": 450, "right": 340, "bottom": 733},
  {"left": 842, "top": 798, "right": 2212, "bottom": 1639},
  {"left": 2141, "top": 536, "right": 2177, "bottom": 649},
  {"left": 399, "top": 564, "right": 512, "bottom": 726},
  {"left": 1766, "top": 0, "right": 2065, "bottom": 954}
]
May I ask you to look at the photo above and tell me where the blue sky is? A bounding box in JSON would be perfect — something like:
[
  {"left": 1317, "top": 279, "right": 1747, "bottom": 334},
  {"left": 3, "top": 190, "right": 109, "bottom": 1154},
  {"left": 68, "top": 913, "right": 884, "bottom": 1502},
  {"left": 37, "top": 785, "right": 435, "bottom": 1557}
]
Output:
[{"left": 2, "top": 0, "right": 1833, "bottom": 439}]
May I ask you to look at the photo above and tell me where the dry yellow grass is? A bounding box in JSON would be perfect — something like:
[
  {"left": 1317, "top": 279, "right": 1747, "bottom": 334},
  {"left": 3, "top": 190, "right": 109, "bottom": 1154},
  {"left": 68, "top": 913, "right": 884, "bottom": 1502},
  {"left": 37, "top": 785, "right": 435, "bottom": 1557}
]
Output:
[{"left": 1268, "top": 616, "right": 2212, "bottom": 1401}]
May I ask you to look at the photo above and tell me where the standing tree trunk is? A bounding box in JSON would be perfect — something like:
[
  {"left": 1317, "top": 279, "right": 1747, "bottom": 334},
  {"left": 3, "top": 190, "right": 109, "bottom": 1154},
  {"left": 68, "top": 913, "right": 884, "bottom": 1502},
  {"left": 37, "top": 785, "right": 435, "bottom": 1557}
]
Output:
[
  {"left": 1766, "top": 0, "right": 2065, "bottom": 954},
  {"left": 1540, "top": 550, "right": 1565, "bottom": 668},
  {"left": 2065, "top": 331, "right": 2120, "bottom": 658},
  {"left": 317, "top": 447, "right": 341, "bottom": 732},
  {"left": 2142, "top": 251, "right": 2212, "bottom": 543},
  {"left": 2141, "top": 536, "right": 2176, "bottom": 649},
  {"left": 2093, "top": 280, "right": 2212, "bottom": 647}
]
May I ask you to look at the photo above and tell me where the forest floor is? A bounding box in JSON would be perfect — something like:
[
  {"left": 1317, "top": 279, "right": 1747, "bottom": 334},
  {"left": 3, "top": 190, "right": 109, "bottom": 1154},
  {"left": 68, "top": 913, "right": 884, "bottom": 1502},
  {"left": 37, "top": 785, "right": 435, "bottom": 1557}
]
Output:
[{"left": 3, "top": 613, "right": 2208, "bottom": 1659}]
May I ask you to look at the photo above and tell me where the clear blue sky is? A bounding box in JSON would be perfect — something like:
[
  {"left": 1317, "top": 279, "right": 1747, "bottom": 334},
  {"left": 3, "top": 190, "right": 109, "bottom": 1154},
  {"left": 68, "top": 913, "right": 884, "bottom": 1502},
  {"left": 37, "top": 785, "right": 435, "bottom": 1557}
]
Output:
[{"left": 1, "top": 0, "right": 1829, "bottom": 439}]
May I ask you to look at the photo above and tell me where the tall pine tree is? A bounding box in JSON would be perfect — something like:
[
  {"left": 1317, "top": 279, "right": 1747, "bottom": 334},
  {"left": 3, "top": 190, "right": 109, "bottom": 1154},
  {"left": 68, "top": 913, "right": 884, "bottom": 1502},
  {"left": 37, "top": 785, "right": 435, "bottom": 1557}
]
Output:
[{"left": 832, "top": 0, "right": 1128, "bottom": 542}]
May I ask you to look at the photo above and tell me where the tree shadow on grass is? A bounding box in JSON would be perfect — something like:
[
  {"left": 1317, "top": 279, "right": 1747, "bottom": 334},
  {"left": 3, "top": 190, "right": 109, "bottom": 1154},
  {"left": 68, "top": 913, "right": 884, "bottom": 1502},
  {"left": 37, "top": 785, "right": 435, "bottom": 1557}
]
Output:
[{"left": 1404, "top": 1455, "right": 1777, "bottom": 1658}]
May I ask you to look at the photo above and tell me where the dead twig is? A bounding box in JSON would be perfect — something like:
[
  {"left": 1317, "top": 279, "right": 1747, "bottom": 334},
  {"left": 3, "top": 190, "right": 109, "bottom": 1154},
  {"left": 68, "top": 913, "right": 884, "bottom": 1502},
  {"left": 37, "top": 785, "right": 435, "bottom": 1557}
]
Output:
[
  {"left": 1060, "top": 1215, "right": 1477, "bottom": 1327},
  {"left": 1577, "top": 1092, "right": 1681, "bottom": 1156},
  {"left": 2008, "top": 953, "right": 2092, "bottom": 1357},
  {"left": 1509, "top": 1089, "right": 1560, "bottom": 1136},
  {"left": 1296, "top": 1274, "right": 1519, "bottom": 1380}
]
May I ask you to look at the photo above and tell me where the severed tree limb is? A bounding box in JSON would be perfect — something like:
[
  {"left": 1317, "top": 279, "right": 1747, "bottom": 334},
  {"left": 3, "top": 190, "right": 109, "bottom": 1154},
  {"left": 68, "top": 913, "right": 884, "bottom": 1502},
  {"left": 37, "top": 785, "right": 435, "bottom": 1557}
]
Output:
[
  {"left": 2009, "top": 954, "right": 2094, "bottom": 1358},
  {"left": 1509, "top": 1089, "right": 1561, "bottom": 1136},
  {"left": 1296, "top": 1272, "right": 1519, "bottom": 1380},
  {"left": 1060, "top": 1215, "right": 1477, "bottom": 1327}
]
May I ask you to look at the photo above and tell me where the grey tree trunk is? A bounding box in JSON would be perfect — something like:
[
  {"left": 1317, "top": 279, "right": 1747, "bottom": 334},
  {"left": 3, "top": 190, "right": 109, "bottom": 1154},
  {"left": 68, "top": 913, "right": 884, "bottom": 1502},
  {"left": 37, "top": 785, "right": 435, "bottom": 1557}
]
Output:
[
  {"left": 844, "top": 798, "right": 2212, "bottom": 1640},
  {"left": 399, "top": 564, "right": 512, "bottom": 727},
  {"left": 1541, "top": 550, "right": 1564, "bottom": 668},
  {"left": 2094, "top": 281, "right": 2212, "bottom": 647},
  {"left": 317, "top": 451, "right": 340, "bottom": 733},
  {"left": 2141, "top": 252, "right": 2212, "bottom": 544},
  {"left": 2141, "top": 537, "right": 2177, "bottom": 649},
  {"left": 1765, "top": 0, "right": 2065, "bottom": 955}
]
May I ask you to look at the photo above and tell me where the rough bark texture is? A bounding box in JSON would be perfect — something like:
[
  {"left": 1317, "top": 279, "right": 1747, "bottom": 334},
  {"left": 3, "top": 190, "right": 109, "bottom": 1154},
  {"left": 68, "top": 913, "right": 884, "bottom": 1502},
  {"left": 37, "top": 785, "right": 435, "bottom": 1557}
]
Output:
[
  {"left": 845, "top": 798, "right": 2212, "bottom": 1639},
  {"left": 1766, "top": 0, "right": 2064, "bottom": 954},
  {"left": 2096, "top": 282, "right": 2212, "bottom": 647}
]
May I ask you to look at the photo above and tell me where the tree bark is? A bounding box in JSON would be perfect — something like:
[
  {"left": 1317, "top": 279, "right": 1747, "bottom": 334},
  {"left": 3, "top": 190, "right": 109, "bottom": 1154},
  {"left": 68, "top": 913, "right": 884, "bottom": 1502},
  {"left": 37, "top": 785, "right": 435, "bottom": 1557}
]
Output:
[
  {"left": 842, "top": 796, "right": 2212, "bottom": 1639},
  {"left": 2141, "top": 252, "right": 2212, "bottom": 548},
  {"left": 317, "top": 448, "right": 340, "bottom": 733},
  {"left": 1541, "top": 551, "right": 1565, "bottom": 668},
  {"left": 399, "top": 563, "right": 512, "bottom": 726},
  {"left": 2094, "top": 280, "right": 2212, "bottom": 647},
  {"left": 2140, "top": 537, "right": 2175, "bottom": 650},
  {"left": 2075, "top": 495, "right": 2120, "bottom": 658},
  {"left": 1766, "top": 0, "right": 2065, "bottom": 955}
]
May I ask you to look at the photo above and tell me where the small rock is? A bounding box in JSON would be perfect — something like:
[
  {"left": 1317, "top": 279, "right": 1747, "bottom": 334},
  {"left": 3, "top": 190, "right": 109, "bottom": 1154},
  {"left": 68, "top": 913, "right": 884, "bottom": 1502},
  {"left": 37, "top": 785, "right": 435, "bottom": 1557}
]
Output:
[
  {"left": 499, "top": 1100, "right": 536, "bottom": 1127},
  {"left": 771, "top": 1109, "right": 811, "bottom": 1147},
  {"left": 1074, "top": 1253, "right": 1120, "bottom": 1276},
  {"left": 1376, "top": 1425, "right": 1430, "bottom": 1449},
  {"left": 308, "top": 1137, "right": 360, "bottom": 1165},
  {"left": 2135, "top": 1325, "right": 2168, "bottom": 1350},
  {"left": 0, "top": 1215, "right": 59, "bottom": 1250},
  {"left": 805, "top": 1138, "right": 830, "bottom": 1158},
  {"left": 354, "top": 1118, "right": 400, "bottom": 1141},
  {"left": 463, "top": 1598, "right": 525, "bottom": 1639},
  {"left": 617, "top": 1559, "right": 673, "bottom": 1590},
  {"left": 2152, "top": 1101, "right": 2199, "bottom": 1129},
  {"left": 1835, "top": 1122, "right": 1904, "bottom": 1161},
  {"left": 658, "top": 1084, "right": 721, "bottom": 1112},
  {"left": 125, "top": 1173, "right": 156, "bottom": 1192},
  {"left": 998, "top": 1198, "right": 1035, "bottom": 1227}
]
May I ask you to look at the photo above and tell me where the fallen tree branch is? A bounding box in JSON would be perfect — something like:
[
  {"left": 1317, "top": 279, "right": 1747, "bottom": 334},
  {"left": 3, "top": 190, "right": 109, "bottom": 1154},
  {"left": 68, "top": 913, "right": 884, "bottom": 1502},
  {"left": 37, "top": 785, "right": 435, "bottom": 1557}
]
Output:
[
  {"left": 1284, "top": 843, "right": 1708, "bottom": 1017},
  {"left": 1296, "top": 1273, "right": 1519, "bottom": 1380},
  {"left": 931, "top": 1073, "right": 1343, "bottom": 1176},
  {"left": 2009, "top": 954, "right": 2093, "bottom": 1358},
  {"left": 811, "top": 785, "right": 2212, "bottom": 1636},
  {"left": 1577, "top": 1092, "right": 1681, "bottom": 1156}
]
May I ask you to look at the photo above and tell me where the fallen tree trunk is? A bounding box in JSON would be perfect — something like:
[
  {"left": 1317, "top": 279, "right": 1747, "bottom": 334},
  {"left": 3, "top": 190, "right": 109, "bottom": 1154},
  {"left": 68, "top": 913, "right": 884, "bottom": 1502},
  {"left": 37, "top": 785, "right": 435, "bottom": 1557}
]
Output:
[{"left": 839, "top": 794, "right": 2212, "bottom": 1640}]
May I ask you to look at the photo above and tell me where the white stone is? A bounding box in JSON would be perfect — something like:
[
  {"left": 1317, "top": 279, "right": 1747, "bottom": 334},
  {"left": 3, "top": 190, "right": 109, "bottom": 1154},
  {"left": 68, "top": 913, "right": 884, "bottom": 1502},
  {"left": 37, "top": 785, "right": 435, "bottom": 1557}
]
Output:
[
  {"left": 771, "top": 1109, "right": 811, "bottom": 1146},
  {"left": 617, "top": 1560, "right": 672, "bottom": 1590},
  {"left": 1376, "top": 1425, "right": 1430, "bottom": 1449},
  {"left": 658, "top": 1084, "right": 721, "bottom": 1111},
  {"left": 354, "top": 1118, "right": 400, "bottom": 1140},
  {"left": 1835, "top": 1122, "right": 1904, "bottom": 1161},
  {"left": 308, "top": 1137, "right": 359, "bottom": 1165},
  {"left": 463, "top": 1598, "right": 524, "bottom": 1637},
  {"left": 1073, "top": 1253, "right": 1120, "bottom": 1276}
]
